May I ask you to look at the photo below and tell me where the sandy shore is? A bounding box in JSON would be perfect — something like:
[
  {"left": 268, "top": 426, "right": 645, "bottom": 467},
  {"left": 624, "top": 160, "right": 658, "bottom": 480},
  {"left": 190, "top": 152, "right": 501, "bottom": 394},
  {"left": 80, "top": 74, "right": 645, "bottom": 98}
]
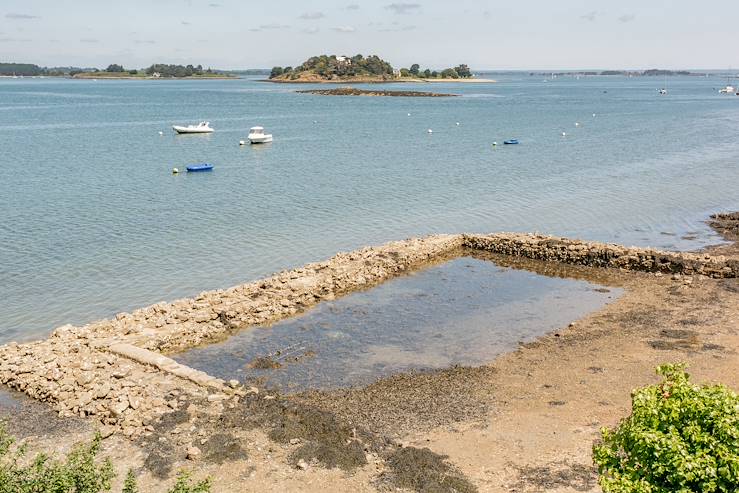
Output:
[{"left": 1, "top": 216, "right": 737, "bottom": 492}]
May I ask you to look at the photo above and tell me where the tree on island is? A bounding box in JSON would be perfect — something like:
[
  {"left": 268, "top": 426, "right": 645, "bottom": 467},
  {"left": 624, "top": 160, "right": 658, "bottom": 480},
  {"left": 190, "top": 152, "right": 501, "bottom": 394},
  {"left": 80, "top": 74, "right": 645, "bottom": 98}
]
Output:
[
  {"left": 144, "top": 64, "right": 205, "bottom": 77},
  {"left": 105, "top": 64, "right": 125, "bottom": 73},
  {"left": 396, "top": 63, "right": 472, "bottom": 79},
  {"left": 269, "top": 54, "right": 394, "bottom": 80},
  {"left": 455, "top": 64, "right": 471, "bottom": 78}
]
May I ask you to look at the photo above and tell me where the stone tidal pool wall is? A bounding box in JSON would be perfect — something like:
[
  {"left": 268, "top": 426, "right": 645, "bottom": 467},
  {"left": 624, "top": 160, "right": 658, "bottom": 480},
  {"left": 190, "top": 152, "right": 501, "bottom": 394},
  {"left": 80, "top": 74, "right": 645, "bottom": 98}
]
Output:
[{"left": 0, "top": 232, "right": 736, "bottom": 438}]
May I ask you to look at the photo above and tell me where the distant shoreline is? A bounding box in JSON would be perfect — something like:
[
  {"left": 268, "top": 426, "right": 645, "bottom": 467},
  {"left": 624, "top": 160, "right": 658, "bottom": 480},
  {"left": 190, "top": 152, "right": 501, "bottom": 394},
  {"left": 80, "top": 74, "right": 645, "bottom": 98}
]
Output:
[
  {"left": 264, "top": 77, "right": 496, "bottom": 84},
  {"left": 71, "top": 74, "right": 237, "bottom": 80}
]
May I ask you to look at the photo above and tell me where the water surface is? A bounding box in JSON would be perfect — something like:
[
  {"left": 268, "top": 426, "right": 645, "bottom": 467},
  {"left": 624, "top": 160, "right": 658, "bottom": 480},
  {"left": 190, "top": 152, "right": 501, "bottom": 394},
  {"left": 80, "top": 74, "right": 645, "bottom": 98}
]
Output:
[
  {"left": 1, "top": 74, "right": 737, "bottom": 341},
  {"left": 174, "top": 257, "right": 621, "bottom": 392}
]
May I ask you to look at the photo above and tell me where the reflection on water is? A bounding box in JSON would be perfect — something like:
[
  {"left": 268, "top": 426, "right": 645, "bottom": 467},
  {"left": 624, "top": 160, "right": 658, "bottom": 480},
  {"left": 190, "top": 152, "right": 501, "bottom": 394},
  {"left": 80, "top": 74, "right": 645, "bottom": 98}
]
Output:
[{"left": 174, "top": 256, "right": 621, "bottom": 392}]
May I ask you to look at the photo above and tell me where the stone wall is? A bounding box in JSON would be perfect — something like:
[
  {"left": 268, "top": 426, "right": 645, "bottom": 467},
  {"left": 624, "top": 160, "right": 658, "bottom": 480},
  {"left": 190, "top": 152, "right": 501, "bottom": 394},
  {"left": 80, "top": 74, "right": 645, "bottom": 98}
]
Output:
[
  {"left": 0, "top": 232, "right": 736, "bottom": 438},
  {"left": 464, "top": 233, "right": 739, "bottom": 278}
]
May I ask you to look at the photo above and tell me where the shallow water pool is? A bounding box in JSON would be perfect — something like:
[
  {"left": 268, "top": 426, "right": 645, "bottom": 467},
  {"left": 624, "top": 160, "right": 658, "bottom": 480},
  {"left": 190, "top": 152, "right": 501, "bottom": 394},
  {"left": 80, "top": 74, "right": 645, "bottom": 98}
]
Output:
[{"left": 174, "top": 256, "right": 621, "bottom": 392}]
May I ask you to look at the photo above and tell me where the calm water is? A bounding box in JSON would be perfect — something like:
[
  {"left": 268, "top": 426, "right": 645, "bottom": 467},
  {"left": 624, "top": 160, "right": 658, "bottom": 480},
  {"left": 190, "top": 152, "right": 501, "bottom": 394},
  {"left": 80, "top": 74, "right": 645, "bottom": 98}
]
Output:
[
  {"left": 174, "top": 256, "right": 620, "bottom": 392},
  {"left": 1, "top": 75, "right": 738, "bottom": 342}
]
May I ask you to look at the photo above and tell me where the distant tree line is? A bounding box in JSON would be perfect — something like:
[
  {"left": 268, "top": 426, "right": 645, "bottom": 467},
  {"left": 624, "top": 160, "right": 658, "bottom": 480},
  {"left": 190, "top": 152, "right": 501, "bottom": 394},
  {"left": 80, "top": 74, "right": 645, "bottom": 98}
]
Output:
[
  {"left": 0, "top": 63, "right": 46, "bottom": 76},
  {"left": 270, "top": 54, "right": 394, "bottom": 80},
  {"left": 399, "top": 63, "right": 472, "bottom": 79},
  {"left": 145, "top": 64, "right": 212, "bottom": 77}
]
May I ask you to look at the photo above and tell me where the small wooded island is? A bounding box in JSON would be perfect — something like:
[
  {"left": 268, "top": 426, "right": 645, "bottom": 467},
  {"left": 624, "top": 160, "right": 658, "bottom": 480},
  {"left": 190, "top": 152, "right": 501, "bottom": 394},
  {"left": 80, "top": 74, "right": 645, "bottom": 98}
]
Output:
[
  {"left": 269, "top": 54, "right": 488, "bottom": 83},
  {"left": 72, "top": 63, "right": 235, "bottom": 79},
  {"left": 0, "top": 62, "right": 235, "bottom": 79}
]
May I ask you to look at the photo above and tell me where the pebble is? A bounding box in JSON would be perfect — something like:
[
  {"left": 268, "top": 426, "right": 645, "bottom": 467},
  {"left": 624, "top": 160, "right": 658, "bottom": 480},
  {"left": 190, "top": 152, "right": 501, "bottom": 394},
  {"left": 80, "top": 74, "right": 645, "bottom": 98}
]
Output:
[{"left": 186, "top": 446, "right": 202, "bottom": 460}]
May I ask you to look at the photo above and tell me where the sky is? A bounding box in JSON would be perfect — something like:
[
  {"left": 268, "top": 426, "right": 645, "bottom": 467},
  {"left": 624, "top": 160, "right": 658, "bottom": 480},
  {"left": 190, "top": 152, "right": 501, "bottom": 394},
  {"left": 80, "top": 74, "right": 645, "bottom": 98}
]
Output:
[{"left": 1, "top": 0, "right": 738, "bottom": 70}]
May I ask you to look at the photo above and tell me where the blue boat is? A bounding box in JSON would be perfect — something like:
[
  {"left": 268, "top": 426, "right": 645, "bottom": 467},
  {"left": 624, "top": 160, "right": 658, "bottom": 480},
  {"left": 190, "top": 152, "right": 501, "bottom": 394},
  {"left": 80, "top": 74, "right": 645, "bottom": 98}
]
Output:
[
  {"left": 186, "top": 164, "right": 214, "bottom": 172},
  {"left": 503, "top": 139, "right": 519, "bottom": 145}
]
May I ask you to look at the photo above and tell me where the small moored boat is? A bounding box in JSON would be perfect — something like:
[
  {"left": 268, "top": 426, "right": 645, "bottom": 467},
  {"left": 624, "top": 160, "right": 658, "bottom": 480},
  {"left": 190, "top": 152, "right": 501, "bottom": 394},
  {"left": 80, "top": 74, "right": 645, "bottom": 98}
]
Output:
[
  {"left": 248, "top": 126, "right": 273, "bottom": 144},
  {"left": 173, "top": 122, "right": 214, "bottom": 134},
  {"left": 503, "top": 139, "right": 519, "bottom": 145},
  {"left": 186, "top": 164, "right": 214, "bottom": 172}
]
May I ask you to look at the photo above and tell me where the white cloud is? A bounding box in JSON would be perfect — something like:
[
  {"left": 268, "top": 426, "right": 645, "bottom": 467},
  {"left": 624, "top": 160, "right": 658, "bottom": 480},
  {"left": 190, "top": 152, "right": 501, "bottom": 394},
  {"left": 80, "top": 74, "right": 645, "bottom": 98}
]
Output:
[
  {"left": 299, "top": 12, "right": 325, "bottom": 20},
  {"left": 385, "top": 3, "right": 421, "bottom": 15},
  {"left": 6, "top": 13, "right": 40, "bottom": 20},
  {"left": 581, "top": 11, "right": 597, "bottom": 22}
]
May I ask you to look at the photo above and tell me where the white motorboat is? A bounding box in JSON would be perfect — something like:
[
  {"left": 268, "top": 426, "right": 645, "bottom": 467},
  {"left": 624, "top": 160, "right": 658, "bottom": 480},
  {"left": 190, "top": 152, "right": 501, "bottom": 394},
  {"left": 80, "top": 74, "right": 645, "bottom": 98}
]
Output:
[
  {"left": 719, "top": 85, "right": 735, "bottom": 94},
  {"left": 248, "top": 126, "right": 273, "bottom": 144},
  {"left": 172, "top": 121, "right": 214, "bottom": 134}
]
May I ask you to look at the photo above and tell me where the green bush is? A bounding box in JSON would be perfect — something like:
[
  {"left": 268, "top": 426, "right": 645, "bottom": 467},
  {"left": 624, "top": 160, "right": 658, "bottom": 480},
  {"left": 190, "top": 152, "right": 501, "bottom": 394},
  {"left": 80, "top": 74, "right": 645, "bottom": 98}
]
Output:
[
  {"left": 0, "top": 424, "right": 211, "bottom": 492},
  {"left": 0, "top": 426, "right": 114, "bottom": 493},
  {"left": 593, "top": 364, "right": 739, "bottom": 493}
]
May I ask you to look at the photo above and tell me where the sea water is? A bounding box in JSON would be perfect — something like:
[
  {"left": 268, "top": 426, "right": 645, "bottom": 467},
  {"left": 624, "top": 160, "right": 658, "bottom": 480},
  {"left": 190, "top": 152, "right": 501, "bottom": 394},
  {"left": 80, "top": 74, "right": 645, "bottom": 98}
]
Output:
[{"left": 1, "top": 74, "right": 737, "bottom": 341}]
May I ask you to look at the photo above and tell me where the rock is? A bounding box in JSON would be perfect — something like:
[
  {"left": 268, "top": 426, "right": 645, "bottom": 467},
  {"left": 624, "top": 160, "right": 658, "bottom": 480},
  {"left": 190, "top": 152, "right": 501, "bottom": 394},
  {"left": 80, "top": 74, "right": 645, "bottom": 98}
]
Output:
[
  {"left": 186, "top": 446, "right": 202, "bottom": 460},
  {"left": 112, "top": 367, "right": 131, "bottom": 379},
  {"left": 228, "top": 379, "right": 239, "bottom": 388},
  {"left": 99, "top": 425, "right": 116, "bottom": 439},
  {"left": 297, "top": 459, "right": 309, "bottom": 470},
  {"left": 109, "top": 400, "right": 129, "bottom": 418}
]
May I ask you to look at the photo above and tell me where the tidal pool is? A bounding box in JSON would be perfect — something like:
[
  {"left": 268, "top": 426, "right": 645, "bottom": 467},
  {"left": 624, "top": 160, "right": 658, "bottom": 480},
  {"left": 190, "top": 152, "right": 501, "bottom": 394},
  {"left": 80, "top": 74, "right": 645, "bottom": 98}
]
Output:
[{"left": 174, "top": 256, "right": 621, "bottom": 392}]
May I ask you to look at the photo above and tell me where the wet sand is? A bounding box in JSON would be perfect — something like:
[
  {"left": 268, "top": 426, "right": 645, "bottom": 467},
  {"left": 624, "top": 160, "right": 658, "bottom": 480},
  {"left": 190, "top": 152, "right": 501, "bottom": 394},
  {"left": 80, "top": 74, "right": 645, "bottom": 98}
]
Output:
[{"left": 1, "top": 218, "right": 737, "bottom": 492}]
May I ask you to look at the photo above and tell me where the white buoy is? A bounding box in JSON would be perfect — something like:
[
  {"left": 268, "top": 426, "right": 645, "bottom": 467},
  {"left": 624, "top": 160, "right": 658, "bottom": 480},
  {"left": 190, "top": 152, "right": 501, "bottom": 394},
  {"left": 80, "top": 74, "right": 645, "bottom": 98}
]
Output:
[
  {"left": 239, "top": 140, "right": 245, "bottom": 146},
  {"left": 313, "top": 120, "right": 318, "bottom": 124},
  {"left": 456, "top": 122, "right": 460, "bottom": 126},
  {"left": 407, "top": 113, "right": 411, "bottom": 116},
  {"left": 592, "top": 113, "right": 596, "bottom": 117},
  {"left": 562, "top": 132, "right": 567, "bottom": 137},
  {"left": 428, "top": 129, "right": 433, "bottom": 134},
  {"left": 575, "top": 122, "right": 580, "bottom": 127},
  {"left": 492, "top": 142, "right": 498, "bottom": 146},
  {"left": 158, "top": 131, "right": 164, "bottom": 136},
  {"left": 172, "top": 167, "right": 179, "bottom": 174}
]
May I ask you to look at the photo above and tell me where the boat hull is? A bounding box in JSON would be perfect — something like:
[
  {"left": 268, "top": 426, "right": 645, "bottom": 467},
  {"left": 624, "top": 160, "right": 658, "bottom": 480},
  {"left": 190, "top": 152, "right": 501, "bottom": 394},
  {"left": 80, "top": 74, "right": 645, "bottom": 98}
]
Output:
[
  {"left": 186, "top": 164, "right": 214, "bottom": 172},
  {"left": 249, "top": 135, "right": 273, "bottom": 144},
  {"left": 173, "top": 126, "right": 214, "bottom": 134}
]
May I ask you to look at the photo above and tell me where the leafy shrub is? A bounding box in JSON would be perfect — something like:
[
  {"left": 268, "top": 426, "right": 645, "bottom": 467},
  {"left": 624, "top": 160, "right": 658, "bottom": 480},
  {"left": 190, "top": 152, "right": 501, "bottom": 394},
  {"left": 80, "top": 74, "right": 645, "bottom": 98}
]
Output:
[
  {"left": 0, "top": 424, "right": 211, "bottom": 492},
  {"left": 593, "top": 364, "right": 739, "bottom": 492},
  {"left": 0, "top": 425, "right": 114, "bottom": 493},
  {"left": 167, "top": 470, "right": 212, "bottom": 493}
]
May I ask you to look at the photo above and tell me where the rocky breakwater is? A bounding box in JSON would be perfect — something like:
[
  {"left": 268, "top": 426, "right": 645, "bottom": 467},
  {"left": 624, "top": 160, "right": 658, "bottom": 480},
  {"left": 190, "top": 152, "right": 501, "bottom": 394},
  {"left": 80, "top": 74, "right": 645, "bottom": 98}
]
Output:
[
  {"left": 1, "top": 231, "right": 736, "bottom": 440},
  {"left": 0, "top": 330, "right": 242, "bottom": 438},
  {"left": 75, "top": 235, "right": 465, "bottom": 354},
  {"left": 0, "top": 235, "right": 464, "bottom": 438},
  {"left": 464, "top": 233, "right": 739, "bottom": 278}
]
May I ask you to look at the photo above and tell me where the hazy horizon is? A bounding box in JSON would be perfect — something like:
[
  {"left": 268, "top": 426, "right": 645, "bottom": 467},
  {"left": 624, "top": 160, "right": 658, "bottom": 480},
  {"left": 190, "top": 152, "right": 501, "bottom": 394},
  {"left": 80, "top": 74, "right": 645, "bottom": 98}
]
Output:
[{"left": 1, "top": 0, "right": 738, "bottom": 71}]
